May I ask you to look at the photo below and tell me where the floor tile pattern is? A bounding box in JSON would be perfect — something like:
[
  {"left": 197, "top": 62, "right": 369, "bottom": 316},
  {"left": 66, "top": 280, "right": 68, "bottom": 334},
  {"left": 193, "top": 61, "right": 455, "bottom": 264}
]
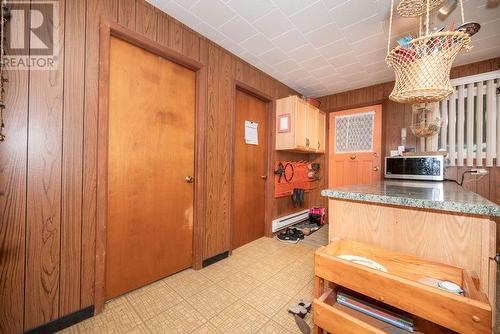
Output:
[{"left": 58, "top": 235, "right": 321, "bottom": 334}]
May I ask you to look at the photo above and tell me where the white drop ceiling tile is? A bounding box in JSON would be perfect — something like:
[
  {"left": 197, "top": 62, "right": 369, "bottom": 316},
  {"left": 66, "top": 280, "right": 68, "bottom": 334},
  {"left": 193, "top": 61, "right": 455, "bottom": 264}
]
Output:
[
  {"left": 173, "top": 0, "right": 198, "bottom": 9},
  {"left": 474, "top": 18, "right": 500, "bottom": 40},
  {"left": 321, "top": 0, "right": 349, "bottom": 11},
  {"left": 286, "top": 68, "right": 312, "bottom": 81},
  {"left": 299, "top": 56, "right": 330, "bottom": 71},
  {"left": 258, "top": 48, "right": 288, "bottom": 65},
  {"left": 272, "top": 59, "right": 299, "bottom": 74},
  {"left": 150, "top": 0, "right": 500, "bottom": 97},
  {"left": 318, "top": 38, "right": 351, "bottom": 59},
  {"left": 289, "top": 2, "right": 335, "bottom": 34},
  {"left": 239, "top": 52, "right": 264, "bottom": 66},
  {"left": 304, "top": 23, "right": 343, "bottom": 48},
  {"left": 363, "top": 61, "right": 388, "bottom": 73},
  {"left": 219, "top": 16, "right": 258, "bottom": 42},
  {"left": 355, "top": 47, "right": 387, "bottom": 65},
  {"left": 350, "top": 32, "right": 387, "bottom": 53},
  {"left": 329, "top": 0, "right": 378, "bottom": 28},
  {"left": 271, "top": 30, "right": 309, "bottom": 52},
  {"left": 341, "top": 15, "right": 383, "bottom": 42},
  {"left": 190, "top": 0, "right": 236, "bottom": 28},
  {"left": 253, "top": 9, "right": 294, "bottom": 39},
  {"left": 226, "top": 0, "right": 277, "bottom": 23},
  {"left": 240, "top": 34, "right": 275, "bottom": 56},
  {"left": 327, "top": 51, "right": 357, "bottom": 67},
  {"left": 221, "top": 38, "right": 246, "bottom": 55},
  {"left": 193, "top": 22, "right": 227, "bottom": 44},
  {"left": 287, "top": 44, "right": 320, "bottom": 62},
  {"left": 335, "top": 62, "right": 365, "bottom": 74},
  {"left": 271, "top": 0, "right": 319, "bottom": 16},
  {"left": 308, "top": 65, "right": 337, "bottom": 79}
]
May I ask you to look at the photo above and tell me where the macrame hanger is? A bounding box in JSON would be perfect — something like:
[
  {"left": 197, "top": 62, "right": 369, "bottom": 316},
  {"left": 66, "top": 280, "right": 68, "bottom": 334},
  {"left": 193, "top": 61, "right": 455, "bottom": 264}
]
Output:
[
  {"left": 425, "top": 0, "right": 430, "bottom": 36},
  {"left": 458, "top": 0, "right": 465, "bottom": 24},
  {"left": 387, "top": 0, "right": 394, "bottom": 57}
]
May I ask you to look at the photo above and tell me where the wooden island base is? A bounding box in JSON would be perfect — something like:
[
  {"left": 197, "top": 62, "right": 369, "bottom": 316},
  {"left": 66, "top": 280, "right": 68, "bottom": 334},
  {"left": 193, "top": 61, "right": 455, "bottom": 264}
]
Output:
[{"left": 328, "top": 199, "right": 497, "bottom": 325}]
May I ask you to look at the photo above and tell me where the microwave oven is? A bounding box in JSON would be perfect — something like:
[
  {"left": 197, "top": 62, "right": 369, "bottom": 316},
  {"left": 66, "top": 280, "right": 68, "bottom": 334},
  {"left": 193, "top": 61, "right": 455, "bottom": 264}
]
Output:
[{"left": 384, "top": 155, "right": 445, "bottom": 181}]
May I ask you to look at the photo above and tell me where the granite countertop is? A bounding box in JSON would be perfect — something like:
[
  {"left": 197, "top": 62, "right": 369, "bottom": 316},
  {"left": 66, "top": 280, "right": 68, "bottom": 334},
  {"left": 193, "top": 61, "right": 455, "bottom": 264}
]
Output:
[{"left": 321, "top": 180, "right": 500, "bottom": 217}]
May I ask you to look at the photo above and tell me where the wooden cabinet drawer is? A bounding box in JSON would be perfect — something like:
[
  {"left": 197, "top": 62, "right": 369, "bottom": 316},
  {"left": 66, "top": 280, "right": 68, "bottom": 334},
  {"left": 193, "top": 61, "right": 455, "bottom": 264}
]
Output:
[{"left": 314, "top": 239, "right": 492, "bottom": 334}]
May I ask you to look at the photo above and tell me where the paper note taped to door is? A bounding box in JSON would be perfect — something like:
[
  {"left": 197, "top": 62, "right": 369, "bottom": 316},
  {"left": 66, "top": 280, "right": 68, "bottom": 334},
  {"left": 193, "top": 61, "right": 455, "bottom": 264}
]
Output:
[{"left": 244, "top": 121, "right": 258, "bottom": 145}]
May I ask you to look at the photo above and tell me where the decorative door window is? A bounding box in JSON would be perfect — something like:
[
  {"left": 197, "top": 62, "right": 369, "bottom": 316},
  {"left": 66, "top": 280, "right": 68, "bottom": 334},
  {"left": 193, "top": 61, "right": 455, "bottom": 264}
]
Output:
[{"left": 335, "top": 111, "right": 374, "bottom": 153}]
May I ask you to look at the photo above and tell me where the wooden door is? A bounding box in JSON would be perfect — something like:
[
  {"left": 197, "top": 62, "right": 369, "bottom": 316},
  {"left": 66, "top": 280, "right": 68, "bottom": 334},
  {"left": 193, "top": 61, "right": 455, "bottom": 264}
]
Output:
[
  {"left": 232, "top": 90, "right": 268, "bottom": 249},
  {"left": 106, "top": 37, "right": 196, "bottom": 299},
  {"left": 328, "top": 105, "right": 382, "bottom": 187}
]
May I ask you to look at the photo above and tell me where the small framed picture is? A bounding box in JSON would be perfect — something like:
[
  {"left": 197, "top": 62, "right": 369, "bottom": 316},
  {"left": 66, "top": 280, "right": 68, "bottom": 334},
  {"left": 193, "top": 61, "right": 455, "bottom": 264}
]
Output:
[{"left": 278, "top": 114, "right": 291, "bottom": 133}]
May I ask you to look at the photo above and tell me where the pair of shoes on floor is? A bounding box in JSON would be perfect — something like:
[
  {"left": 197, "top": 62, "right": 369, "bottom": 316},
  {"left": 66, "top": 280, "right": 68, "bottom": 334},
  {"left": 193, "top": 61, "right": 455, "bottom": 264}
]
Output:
[
  {"left": 288, "top": 300, "right": 312, "bottom": 334},
  {"left": 276, "top": 228, "right": 304, "bottom": 244}
]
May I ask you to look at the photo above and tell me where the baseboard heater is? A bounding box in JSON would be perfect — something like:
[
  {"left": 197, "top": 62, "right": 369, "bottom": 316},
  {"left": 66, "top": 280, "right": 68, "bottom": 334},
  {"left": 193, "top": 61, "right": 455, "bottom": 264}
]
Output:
[{"left": 272, "top": 209, "right": 309, "bottom": 232}]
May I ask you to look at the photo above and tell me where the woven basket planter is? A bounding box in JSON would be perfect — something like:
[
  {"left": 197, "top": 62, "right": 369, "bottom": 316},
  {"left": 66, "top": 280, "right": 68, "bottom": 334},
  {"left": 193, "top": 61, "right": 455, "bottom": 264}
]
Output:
[
  {"left": 397, "top": 0, "right": 446, "bottom": 17},
  {"left": 386, "top": 31, "right": 470, "bottom": 104}
]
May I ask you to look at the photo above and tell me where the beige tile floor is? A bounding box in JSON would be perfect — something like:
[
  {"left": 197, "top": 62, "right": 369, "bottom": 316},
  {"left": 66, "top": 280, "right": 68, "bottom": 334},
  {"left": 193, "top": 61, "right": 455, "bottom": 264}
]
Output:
[{"left": 59, "top": 235, "right": 322, "bottom": 334}]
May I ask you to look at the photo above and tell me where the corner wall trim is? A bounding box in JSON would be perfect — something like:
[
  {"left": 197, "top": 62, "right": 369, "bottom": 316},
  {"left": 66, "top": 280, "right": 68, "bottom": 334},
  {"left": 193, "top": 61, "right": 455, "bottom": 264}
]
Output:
[
  {"left": 24, "top": 306, "right": 94, "bottom": 334},
  {"left": 202, "top": 251, "right": 229, "bottom": 267}
]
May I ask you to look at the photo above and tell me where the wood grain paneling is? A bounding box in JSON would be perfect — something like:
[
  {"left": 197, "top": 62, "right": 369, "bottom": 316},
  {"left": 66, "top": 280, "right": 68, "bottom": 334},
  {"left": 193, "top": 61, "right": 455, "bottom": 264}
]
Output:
[
  {"left": 24, "top": 0, "right": 65, "bottom": 329},
  {"left": 60, "top": 0, "right": 86, "bottom": 316},
  {"left": 81, "top": 0, "right": 117, "bottom": 310},
  {"left": 135, "top": 0, "right": 157, "bottom": 40},
  {"left": 0, "top": 16, "right": 28, "bottom": 334},
  {"left": 318, "top": 57, "right": 500, "bottom": 205},
  {"left": 4, "top": 0, "right": 493, "bottom": 331}
]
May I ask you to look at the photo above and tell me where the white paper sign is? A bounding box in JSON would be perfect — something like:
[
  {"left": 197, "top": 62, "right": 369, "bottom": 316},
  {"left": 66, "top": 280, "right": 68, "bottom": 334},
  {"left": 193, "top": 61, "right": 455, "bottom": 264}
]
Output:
[
  {"left": 244, "top": 121, "right": 258, "bottom": 145},
  {"left": 279, "top": 117, "right": 288, "bottom": 131}
]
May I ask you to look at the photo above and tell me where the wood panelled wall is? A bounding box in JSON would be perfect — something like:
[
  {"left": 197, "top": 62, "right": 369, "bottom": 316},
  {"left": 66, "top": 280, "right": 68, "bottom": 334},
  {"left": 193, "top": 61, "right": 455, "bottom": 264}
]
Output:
[
  {"left": 0, "top": 1, "right": 324, "bottom": 333},
  {"left": 317, "top": 57, "right": 500, "bottom": 204}
]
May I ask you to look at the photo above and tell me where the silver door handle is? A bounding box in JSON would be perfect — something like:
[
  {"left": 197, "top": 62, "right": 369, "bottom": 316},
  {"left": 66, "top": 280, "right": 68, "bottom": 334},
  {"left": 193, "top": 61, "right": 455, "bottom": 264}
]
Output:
[{"left": 185, "top": 176, "right": 194, "bottom": 183}]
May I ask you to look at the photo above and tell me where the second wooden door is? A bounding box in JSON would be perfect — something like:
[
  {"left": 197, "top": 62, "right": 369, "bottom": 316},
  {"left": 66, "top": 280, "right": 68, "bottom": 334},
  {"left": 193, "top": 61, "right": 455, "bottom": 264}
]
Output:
[
  {"left": 329, "top": 105, "right": 382, "bottom": 187},
  {"left": 232, "top": 90, "right": 268, "bottom": 249},
  {"left": 106, "top": 37, "right": 196, "bottom": 299}
]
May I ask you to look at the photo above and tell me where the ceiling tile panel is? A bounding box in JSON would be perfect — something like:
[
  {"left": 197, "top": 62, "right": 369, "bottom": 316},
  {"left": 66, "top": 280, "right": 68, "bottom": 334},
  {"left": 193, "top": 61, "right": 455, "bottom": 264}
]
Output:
[
  {"left": 272, "top": 0, "right": 319, "bottom": 16},
  {"left": 219, "top": 16, "right": 258, "bottom": 42},
  {"left": 227, "top": 0, "right": 277, "bottom": 23},
  {"left": 253, "top": 9, "right": 294, "bottom": 39},
  {"left": 190, "top": 0, "right": 236, "bottom": 28},
  {"left": 148, "top": 0, "right": 500, "bottom": 96},
  {"left": 289, "top": 2, "right": 336, "bottom": 34},
  {"left": 271, "top": 29, "right": 309, "bottom": 52}
]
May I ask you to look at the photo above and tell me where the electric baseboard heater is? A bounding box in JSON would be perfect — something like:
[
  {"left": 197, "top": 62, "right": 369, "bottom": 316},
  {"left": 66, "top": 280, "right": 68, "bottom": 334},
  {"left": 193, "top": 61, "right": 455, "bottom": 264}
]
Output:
[{"left": 272, "top": 209, "right": 309, "bottom": 232}]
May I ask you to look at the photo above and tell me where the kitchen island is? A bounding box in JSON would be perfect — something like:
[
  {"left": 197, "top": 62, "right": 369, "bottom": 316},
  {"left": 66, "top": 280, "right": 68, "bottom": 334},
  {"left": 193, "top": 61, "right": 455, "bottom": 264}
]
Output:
[{"left": 322, "top": 180, "right": 499, "bottom": 318}]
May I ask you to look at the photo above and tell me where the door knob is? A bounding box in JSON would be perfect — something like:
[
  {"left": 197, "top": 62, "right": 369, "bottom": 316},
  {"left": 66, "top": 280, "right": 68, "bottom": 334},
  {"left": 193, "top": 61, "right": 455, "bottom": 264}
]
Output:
[
  {"left": 261, "top": 175, "right": 268, "bottom": 180},
  {"left": 373, "top": 166, "right": 379, "bottom": 171},
  {"left": 185, "top": 176, "right": 194, "bottom": 183},
  {"left": 350, "top": 155, "right": 356, "bottom": 160}
]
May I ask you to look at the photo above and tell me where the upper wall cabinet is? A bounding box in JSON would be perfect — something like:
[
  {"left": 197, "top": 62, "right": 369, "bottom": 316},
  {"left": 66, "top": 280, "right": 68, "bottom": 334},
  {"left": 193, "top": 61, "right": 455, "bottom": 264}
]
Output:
[{"left": 276, "top": 96, "right": 326, "bottom": 154}]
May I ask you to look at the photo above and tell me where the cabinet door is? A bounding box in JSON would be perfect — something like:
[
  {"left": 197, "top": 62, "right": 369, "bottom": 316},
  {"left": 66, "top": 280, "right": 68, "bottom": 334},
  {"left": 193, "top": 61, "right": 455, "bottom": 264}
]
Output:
[
  {"left": 306, "top": 105, "right": 318, "bottom": 151},
  {"left": 317, "top": 111, "right": 326, "bottom": 153},
  {"left": 295, "top": 99, "right": 308, "bottom": 149}
]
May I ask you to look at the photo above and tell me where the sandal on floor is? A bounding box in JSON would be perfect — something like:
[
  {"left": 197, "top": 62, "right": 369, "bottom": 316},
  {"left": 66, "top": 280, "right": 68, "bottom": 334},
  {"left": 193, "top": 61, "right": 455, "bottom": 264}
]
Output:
[
  {"left": 288, "top": 304, "right": 308, "bottom": 318},
  {"left": 298, "top": 299, "right": 312, "bottom": 312},
  {"left": 277, "top": 233, "right": 299, "bottom": 244}
]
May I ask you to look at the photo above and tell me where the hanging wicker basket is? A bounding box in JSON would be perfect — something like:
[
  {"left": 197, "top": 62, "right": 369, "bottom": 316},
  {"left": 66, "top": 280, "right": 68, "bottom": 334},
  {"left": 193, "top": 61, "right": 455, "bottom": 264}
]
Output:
[
  {"left": 397, "top": 0, "right": 446, "bottom": 17},
  {"left": 386, "top": 31, "right": 470, "bottom": 104}
]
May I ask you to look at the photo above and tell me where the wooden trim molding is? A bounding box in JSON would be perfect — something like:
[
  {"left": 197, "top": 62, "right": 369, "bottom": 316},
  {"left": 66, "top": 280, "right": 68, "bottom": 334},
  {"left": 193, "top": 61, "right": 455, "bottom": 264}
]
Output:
[
  {"left": 229, "top": 80, "right": 275, "bottom": 253},
  {"left": 96, "top": 18, "right": 206, "bottom": 313}
]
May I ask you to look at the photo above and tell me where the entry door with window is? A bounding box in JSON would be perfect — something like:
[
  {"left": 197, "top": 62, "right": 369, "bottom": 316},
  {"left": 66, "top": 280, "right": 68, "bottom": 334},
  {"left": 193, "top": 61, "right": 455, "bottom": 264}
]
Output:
[
  {"left": 329, "top": 105, "right": 382, "bottom": 187},
  {"left": 106, "top": 37, "right": 196, "bottom": 300},
  {"left": 232, "top": 90, "right": 268, "bottom": 250}
]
